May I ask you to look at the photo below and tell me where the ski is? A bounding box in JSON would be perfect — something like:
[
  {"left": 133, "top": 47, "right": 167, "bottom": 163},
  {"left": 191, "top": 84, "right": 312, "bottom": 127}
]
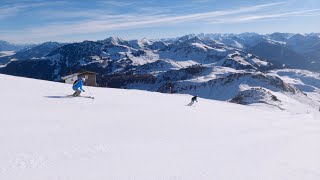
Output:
[
  {"left": 67, "top": 95, "right": 95, "bottom": 99},
  {"left": 79, "top": 96, "right": 95, "bottom": 99}
]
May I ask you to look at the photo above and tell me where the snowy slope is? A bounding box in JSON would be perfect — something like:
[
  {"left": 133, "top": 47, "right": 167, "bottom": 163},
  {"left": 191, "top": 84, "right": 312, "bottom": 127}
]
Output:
[
  {"left": 0, "top": 74, "right": 320, "bottom": 180},
  {"left": 269, "top": 69, "right": 320, "bottom": 107}
]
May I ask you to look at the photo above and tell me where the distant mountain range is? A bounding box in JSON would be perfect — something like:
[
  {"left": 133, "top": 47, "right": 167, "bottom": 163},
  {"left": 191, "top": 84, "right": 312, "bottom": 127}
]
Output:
[
  {"left": 0, "top": 41, "right": 62, "bottom": 64},
  {"left": 0, "top": 40, "right": 21, "bottom": 51},
  {"left": 198, "top": 32, "right": 320, "bottom": 71},
  {"left": 0, "top": 33, "right": 319, "bottom": 110}
]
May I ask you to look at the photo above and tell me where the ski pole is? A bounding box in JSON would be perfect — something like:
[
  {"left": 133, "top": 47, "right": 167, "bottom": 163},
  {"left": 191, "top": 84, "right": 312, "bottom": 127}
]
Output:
[{"left": 87, "top": 86, "right": 94, "bottom": 99}]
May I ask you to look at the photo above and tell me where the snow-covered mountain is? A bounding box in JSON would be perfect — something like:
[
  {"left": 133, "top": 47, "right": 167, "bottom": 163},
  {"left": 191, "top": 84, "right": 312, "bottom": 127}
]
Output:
[
  {"left": 0, "top": 74, "right": 319, "bottom": 180},
  {"left": 0, "top": 40, "right": 22, "bottom": 51},
  {"left": 0, "top": 41, "right": 25, "bottom": 64},
  {"left": 0, "top": 33, "right": 319, "bottom": 110},
  {"left": 200, "top": 33, "right": 320, "bottom": 71},
  {"left": 0, "top": 41, "right": 63, "bottom": 65}
]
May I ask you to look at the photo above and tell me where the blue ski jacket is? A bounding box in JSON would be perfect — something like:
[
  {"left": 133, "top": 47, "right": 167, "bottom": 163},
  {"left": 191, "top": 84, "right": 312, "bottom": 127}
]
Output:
[{"left": 73, "top": 79, "right": 85, "bottom": 92}]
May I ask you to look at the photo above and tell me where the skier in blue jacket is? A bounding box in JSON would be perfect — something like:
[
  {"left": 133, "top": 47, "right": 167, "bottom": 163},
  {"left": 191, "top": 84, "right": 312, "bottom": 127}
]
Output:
[{"left": 72, "top": 77, "right": 85, "bottom": 97}]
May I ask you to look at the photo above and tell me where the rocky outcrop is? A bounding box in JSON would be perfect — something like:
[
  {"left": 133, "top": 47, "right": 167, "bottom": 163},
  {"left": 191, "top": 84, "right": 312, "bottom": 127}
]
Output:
[{"left": 230, "top": 88, "right": 280, "bottom": 105}]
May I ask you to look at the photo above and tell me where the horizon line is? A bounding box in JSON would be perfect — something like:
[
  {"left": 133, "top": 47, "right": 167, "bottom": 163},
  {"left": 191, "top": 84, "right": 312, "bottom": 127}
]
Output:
[{"left": 1, "top": 31, "right": 320, "bottom": 45}]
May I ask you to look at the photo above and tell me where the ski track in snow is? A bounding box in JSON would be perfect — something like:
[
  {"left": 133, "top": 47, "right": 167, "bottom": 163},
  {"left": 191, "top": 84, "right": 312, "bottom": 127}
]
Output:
[{"left": 0, "top": 74, "right": 320, "bottom": 180}]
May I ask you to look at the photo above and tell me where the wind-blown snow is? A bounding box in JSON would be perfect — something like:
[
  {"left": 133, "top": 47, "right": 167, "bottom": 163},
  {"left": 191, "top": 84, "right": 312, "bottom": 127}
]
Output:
[{"left": 0, "top": 74, "right": 319, "bottom": 180}]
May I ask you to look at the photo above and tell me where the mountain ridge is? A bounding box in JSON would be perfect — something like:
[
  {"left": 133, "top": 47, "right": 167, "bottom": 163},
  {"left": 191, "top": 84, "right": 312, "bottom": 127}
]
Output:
[{"left": 0, "top": 33, "right": 319, "bottom": 110}]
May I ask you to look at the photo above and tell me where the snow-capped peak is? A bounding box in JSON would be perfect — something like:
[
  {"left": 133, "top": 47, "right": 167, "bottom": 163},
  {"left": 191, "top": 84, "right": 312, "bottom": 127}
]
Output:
[
  {"left": 101, "top": 37, "right": 126, "bottom": 45},
  {"left": 176, "top": 34, "right": 198, "bottom": 42}
]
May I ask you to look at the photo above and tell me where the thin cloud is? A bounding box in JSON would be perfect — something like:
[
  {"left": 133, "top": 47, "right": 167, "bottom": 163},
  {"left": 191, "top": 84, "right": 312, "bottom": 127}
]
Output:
[
  {"left": 100, "top": 0, "right": 136, "bottom": 6},
  {"left": 192, "top": 0, "right": 210, "bottom": 3},
  {"left": 207, "top": 9, "right": 320, "bottom": 23},
  {"left": 0, "top": 6, "right": 19, "bottom": 19},
  {"left": 3, "top": 1, "right": 318, "bottom": 43},
  {"left": 0, "top": 1, "right": 67, "bottom": 19},
  {"left": 17, "top": 1, "right": 288, "bottom": 37}
]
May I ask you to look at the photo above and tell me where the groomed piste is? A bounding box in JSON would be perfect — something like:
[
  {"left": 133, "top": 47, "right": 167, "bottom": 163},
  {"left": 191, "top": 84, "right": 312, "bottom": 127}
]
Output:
[{"left": 0, "top": 74, "right": 319, "bottom": 180}]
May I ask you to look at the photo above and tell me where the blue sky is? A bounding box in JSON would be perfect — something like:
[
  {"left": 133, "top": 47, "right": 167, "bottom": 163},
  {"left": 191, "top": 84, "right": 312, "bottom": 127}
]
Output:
[{"left": 1, "top": 0, "right": 320, "bottom": 43}]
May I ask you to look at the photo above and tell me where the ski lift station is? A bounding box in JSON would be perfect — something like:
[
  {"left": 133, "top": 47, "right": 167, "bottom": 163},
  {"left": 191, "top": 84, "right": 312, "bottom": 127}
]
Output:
[{"left": 61, "top": 71, "right": 98, "bottom": 86}]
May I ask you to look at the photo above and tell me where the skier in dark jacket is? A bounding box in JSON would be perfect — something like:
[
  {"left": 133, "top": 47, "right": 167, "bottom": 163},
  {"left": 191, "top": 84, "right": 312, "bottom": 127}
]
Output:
[
  {"left": 187, "top": 95, "right": 198, "bottom": 106},
  {"left": 72, "top": 77, "right": 85, "bottom": 97}
]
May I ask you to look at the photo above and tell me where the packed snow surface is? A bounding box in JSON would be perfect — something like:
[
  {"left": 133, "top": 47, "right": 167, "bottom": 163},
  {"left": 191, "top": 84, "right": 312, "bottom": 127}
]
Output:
[{"left": 0, "top": 74, "right": 319, "bottom": 180}]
